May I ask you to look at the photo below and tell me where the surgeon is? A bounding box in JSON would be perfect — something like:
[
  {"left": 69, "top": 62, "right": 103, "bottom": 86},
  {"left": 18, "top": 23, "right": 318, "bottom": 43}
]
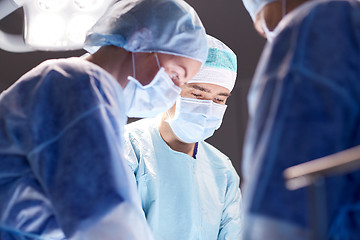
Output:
[
  {"left": 124, "top": 35, "right": 242, "bottom": 240},
  {"left": 241, "top": 0, "right": 360, "bottom": 239},
  {"left": 0, "top": 0, "right": 207, "bottom": 239}
]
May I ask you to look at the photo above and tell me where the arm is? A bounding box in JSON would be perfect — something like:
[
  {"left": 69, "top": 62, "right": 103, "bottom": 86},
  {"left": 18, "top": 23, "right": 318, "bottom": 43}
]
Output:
[{"left": 217, "top": 163, "right": 242, "bottom": 240}]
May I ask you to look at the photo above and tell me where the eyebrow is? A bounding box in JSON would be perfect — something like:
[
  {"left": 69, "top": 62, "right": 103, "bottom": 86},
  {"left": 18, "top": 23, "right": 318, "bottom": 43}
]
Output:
[
  {"left": 190, "top": 85, "right": 231, "bottom": 97},
  {"left": 219, "top": 92, "right": 231, "bottom": 97},
  {"left": 190, "top": 85, "right": 211, "bottom": 93}
]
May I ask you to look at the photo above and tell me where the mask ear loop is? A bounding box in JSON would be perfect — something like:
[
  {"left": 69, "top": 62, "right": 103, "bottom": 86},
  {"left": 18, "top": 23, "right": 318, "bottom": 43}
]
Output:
[
  {"left": 165, "top": 111, "right": 173, "bottom": 123},
  {"left": 166, "top": 111, "right": 171, "bottom": 119},
  {"left": 132, "top": 52, "right": 136, "bottom": 78},
  {"left": 154, "top": 53, "right": 161, "bottom": 70}
]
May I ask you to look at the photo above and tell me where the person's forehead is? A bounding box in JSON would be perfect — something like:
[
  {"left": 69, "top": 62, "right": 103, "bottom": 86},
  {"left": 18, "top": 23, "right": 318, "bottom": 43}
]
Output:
[{"left": 160, "top": 53, "right": 202, "bottom": 73}]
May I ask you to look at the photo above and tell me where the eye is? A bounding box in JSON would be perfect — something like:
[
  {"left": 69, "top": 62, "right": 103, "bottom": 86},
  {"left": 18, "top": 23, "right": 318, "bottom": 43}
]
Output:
[
  {"left": 192, "top": 93, "right": 202, "bottom": 98},
  {"left": 214, "top": 98, "right": 225, "bottom": 103}
]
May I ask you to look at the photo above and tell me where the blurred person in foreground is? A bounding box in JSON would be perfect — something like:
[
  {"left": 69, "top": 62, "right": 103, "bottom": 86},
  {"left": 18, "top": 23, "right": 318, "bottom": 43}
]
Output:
[
  {"left": 0, "top": 0, "right": 208, "bottom": 239},
  {"left": 241, "top": 0, "right": 360, "bottom": 238}
]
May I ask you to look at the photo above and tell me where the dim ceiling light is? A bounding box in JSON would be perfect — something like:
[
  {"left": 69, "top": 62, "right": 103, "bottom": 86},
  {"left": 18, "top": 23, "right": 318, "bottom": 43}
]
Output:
[{"left": 0, "top": 0, "right": 114, "bottom": 52}]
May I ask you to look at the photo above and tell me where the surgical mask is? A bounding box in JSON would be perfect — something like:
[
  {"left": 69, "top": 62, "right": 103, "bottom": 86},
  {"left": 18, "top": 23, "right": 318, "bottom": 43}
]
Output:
[
  {"left": 124, "top": 53, "right": 181, "bottom": 118},
  {"left": 167, "top": 97, "right": 227, "bottom": 143}
]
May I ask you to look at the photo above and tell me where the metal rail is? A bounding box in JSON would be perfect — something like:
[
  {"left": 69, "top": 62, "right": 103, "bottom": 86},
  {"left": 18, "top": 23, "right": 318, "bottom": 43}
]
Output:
[
  {"left": 284, "top": 145, "right": 360, "bottom": 190},
  {"left": 283, "top": 145, "right": 360, "bottom": 240}
]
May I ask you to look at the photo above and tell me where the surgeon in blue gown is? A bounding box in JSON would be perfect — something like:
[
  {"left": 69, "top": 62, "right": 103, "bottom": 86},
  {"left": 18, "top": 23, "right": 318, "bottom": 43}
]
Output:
[
  {"left": 240, "top": 0, "right": 360, "bottom": 239},
  {"left": 0, "top": 0, "right": 207, "bottom": 239}
]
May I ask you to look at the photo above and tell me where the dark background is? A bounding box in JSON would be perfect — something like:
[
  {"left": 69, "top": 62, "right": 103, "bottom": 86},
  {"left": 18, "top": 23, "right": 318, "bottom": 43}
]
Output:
[{"left": 0, "top": 0, "right": 266, "bottom": 180}]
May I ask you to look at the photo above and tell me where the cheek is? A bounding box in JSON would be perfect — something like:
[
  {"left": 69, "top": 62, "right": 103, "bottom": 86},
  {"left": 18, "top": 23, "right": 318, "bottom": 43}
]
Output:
[
  {"left": 180, "top": 92, "right": 188, "bottom": 98},
  {"left": 138, "top": 68, "right": 158, "bottom": 86},
  {"left": 180, "top": 90, "right": 193, "bottom": 98}
]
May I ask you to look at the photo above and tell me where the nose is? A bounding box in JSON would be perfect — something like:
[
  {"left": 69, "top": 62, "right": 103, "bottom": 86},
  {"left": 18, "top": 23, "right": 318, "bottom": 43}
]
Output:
[
  {"left": 171, "top": 78, "right": 182, "bottom": 87},
  {"left": 165, "top": 71, "right": 182, "bottom": 87}
]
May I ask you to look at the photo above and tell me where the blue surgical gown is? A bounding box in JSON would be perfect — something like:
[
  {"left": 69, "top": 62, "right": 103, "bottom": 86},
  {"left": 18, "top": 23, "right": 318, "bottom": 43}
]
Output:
[
  {"left": 0, "top": 57, "right": 153, "bottom": 240},
  {"left": 242, "top": 0, "right": 360, "bottom": 239},
  {"left": 124, "top": 118, "right": 242, "bottom": 240}
]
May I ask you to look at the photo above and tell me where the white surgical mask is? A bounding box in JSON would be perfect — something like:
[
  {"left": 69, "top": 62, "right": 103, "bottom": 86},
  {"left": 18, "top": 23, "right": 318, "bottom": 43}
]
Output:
[
  {"left": 167, "top": 97, "right": 227, "bottom": 143},
  {"left": 124, "top": 53, "right": 181, "bottom": 118}
]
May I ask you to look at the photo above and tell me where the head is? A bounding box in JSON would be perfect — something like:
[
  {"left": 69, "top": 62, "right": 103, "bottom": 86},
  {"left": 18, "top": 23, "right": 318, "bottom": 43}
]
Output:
[
  {"left": 242, "top": 0, "right": 309, "bottom": 39},
  {"left": 165, "top": 35, "right": 237, "bottom": 143},
  {"left": 130, "top": 52, "right": 202, "bottom": 88},
  {"left": 84, "top": 0, "right": 207, "bottom": 118}
]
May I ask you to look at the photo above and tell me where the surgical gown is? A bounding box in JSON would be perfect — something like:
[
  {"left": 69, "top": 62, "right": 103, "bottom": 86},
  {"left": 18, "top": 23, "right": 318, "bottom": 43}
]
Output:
[
  {"left": 0, "top": 57, "right": 153, "bottom": 240},
  {"left": 242, "top": 0, "right": 360, "bottom": 239},
  {"left": 124, "top": 118, "right": 242, "bottom": 240}
]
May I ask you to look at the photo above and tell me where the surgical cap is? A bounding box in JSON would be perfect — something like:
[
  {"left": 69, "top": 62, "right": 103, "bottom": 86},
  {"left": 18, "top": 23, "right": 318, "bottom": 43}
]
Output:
[
  {"left": 84, "top": 0, "right": 208, "bottom": 64},
  {"left": 243, "top": 0, "right": 277, "bottom": 20},
  {"left": 188, "top": 35, "right": 237, "bottom": 92}
]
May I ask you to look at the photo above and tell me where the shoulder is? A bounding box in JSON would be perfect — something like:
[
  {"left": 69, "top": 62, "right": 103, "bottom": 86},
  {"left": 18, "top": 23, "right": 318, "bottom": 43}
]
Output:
[
  {"left": 267, "top": 0, "right": 359, "bottom": 80},
  {"left": 124, "top": 118, "right": 158, "bottom": 144},
  {"left": 125, "top": 118, "right": 157, "bottom": 134},
  {"left": 21, "top": 57, "right": 117, "bottom": 91},
  {"left": 24, "top": 58, "right": 122, "bottom": 108},
  {"left": 199, "top": 141, "right": 236, "bottom": 170},
  {"left": 37, "top": 58, "right": 117, "bottom": 90},
  {"left": 123, "top": 118, "right": 159, "bottom": 170},
  {"left": 12, "top": 58, "right": 126, "bottom": 127},
  {"left": 277, "top": 0, "right": 358, "bottom": 45},
  {"left": 200, "top": 141, "right": 229, "bottom": 159},
  {"left": 15, "top": 58, "right": 88, "bottom": 95},
  {"left": 199, "top": 141, "right": 240, "bottom": 184},
  {"left": 280, "top": 0, "right": 357, "bottom": 29}
]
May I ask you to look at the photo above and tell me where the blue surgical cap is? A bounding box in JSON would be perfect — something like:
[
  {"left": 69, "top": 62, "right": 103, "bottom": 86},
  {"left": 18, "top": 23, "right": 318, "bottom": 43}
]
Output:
[
  {"left": 243, "top": 0, "right": 277, "bottom": 20},
  {"left": 84, "top": 0, "right": 208, "bottom": 65}
]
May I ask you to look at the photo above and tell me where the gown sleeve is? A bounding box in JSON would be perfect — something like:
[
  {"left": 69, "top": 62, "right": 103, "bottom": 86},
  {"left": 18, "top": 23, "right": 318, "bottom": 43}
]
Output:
[
  {"left": 217, "top": 161, "right": 242, "bottom": 240},
  {"left": 26, "top": 67, "right": 153, "bottom": 240}
]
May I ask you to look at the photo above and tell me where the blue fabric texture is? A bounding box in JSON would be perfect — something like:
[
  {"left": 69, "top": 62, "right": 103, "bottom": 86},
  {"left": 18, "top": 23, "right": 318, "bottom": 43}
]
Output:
[
  {"left": 0, "top": 224, "right": 58, "bottom": 240},
  {"left": 0, "top": 57, "right": 153, "bottom": 240},
  {"left": 242, "top": 0, "right": 360, "bottom": 239},
  {"left": 84, "top": 0, "right": 208, "bottom": 65},
  {"left": 124, "top": 118, "right": 242, "bottom": 240}
]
